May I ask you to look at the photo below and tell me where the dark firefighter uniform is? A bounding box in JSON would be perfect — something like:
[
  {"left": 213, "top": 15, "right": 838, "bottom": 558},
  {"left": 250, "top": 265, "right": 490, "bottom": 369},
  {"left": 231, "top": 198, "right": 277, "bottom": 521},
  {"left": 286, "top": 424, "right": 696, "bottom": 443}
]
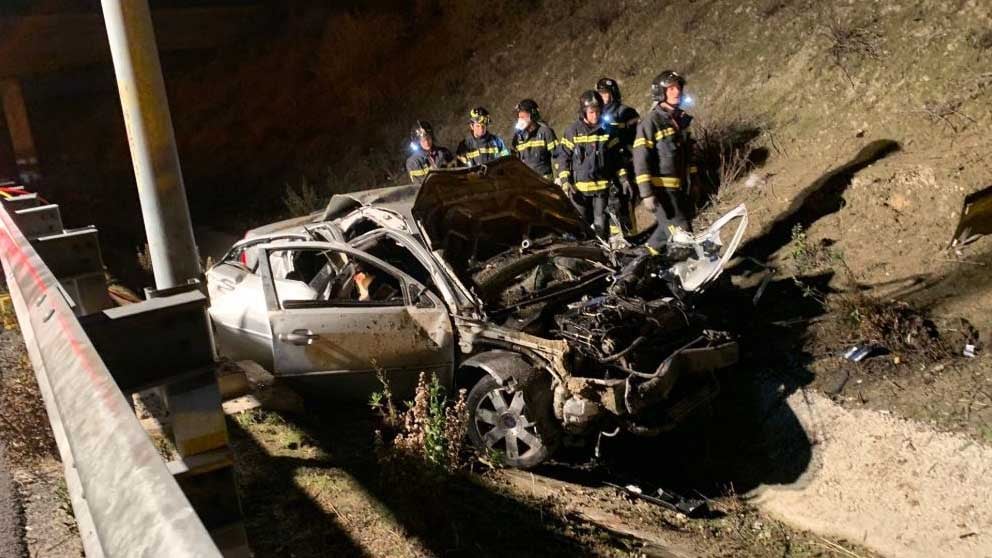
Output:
[
  {"left": 603, "top": 100, "right": 640, "bottom": 235},
  {"left": 512, "top": 122, "right": 558, "bottom": 179},
  {"left": 455, "top": 134, "right": 510, "bottom": 167},
  {"left": 633, "top": 104, "right": 698, "bottom": 247},
  {"left": 406, "top": 147, "right": 454, "bottom": 183},
  {"left": 602, "top": 101, "right": 640, "bottom": 148},
  {"left": 555, "top": 120, "right": 625, "bottom": 236}
]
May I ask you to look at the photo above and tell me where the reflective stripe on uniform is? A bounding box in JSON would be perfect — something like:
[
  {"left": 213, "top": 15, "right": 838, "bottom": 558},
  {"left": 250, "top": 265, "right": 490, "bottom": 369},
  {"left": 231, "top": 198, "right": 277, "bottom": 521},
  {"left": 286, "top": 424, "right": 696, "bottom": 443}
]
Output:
[
  {"left": 462, "top": 146, "right": 502, "bottom": 161},
  {"left": 651, "top": 176, "right": 681, "bottom": 188},
  {"left": 635, "top": 173, "right": 652, "bottom": 185},
  {"left": 516, "top": 139, "right": 550, "bottom": 150},
  {"left": 573, "top": 134, "right": 610, "bottom": 144},
  {"left": 575, "top": 180, "right": 609, "bottom": 192},
  {"left": 558, "top": 171, "right": 571, "bottom": 180},
  {"left": 560, "top": 137, "right": 575, "bottom": 149},
  {"left": 654, "top": 128, "right": 676, "bottom": 140},
  {"left": 409, "top": 168, "right": 429, "bottom": 177},
  {"left": 689, "top": 165, "right": 698, "bottom": 174},
  {"left": 633, "top": 138, "right": 655, "bottom": 149}
]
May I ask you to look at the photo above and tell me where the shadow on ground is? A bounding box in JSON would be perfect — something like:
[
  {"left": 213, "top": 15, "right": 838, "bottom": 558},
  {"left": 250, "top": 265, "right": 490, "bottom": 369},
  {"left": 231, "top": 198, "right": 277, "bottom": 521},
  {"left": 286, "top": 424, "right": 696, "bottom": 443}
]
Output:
[
  {"left": 227, "top": 419, "right": 372, "bottom": 557},
  {"left": 738, "top": 139, "right": 901, "bottom": 263},
  {"left": 293, "top": 404, "right": 627, "bottom": 557}
]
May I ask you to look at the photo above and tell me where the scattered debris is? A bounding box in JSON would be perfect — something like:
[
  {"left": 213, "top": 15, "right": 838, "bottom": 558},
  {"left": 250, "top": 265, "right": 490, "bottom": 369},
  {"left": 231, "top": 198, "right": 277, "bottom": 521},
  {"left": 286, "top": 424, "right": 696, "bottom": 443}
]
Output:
[
  {"left": 963, "top": 344, "right": 977, "bottom": 358},
  {"left": 605, "top": 482, "right": 708, "bottom": 517},
  {"left": 843, "top": 344, "right": 889, "bottom": 362}
]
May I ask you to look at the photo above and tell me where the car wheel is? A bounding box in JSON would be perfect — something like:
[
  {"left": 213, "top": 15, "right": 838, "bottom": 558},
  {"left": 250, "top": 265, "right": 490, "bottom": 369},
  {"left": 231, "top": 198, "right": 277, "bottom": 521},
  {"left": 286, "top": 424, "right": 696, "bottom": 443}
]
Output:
[{"left": 466, "top": 374, "right": 558, "bottom": 469}]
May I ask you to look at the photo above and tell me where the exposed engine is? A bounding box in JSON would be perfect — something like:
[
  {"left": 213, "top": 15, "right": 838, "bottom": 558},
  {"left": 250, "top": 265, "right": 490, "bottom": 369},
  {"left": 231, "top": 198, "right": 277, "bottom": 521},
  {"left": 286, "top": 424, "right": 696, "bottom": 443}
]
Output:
[{"left": 552, "top": 295, "right": 693, "bottom": 380}]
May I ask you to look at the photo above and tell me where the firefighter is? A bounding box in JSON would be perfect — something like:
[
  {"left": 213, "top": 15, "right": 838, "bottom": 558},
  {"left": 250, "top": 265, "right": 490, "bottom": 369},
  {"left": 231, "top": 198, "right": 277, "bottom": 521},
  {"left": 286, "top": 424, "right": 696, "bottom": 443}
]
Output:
[
  {"left": 634, "top": 70, "right": 698, "bottom": 249},
  {"left": 597, "top": 78, "right": 639, "bottom": 147},
  {"left": 596, "top": 78, "right": 640, "bottom": 236},
  {"left": 405, "top": 120, "right": 454, "bottom": 184},
  {"left": 555, "top": 90, "right": 632, "bottom": 238},
  {"left": 510, "top": 99, "right": 558, "bottom": 179},
  {"left": 456, "top": 107, "right": 510, "bottom": 166}
]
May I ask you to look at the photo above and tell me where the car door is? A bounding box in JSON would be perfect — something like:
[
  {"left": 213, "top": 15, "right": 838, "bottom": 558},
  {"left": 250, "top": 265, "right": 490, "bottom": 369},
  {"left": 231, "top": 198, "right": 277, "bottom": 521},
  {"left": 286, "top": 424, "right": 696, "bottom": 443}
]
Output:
[{"left": 259, "top": 241, "right": 454, "bottom": 400}]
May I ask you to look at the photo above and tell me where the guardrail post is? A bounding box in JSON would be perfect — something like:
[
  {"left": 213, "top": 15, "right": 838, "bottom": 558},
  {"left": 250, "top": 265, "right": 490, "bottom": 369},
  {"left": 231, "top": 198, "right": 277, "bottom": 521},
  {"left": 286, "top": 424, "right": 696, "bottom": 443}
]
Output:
[
  {"left": 81, "top": 283, "right": 249, "bottom": 557},
  {"left": 1, "top": 200, "right": 222, "bottom": 557},
  {"left": 0, "top": 196, "right": 113, "bottom": 316}
]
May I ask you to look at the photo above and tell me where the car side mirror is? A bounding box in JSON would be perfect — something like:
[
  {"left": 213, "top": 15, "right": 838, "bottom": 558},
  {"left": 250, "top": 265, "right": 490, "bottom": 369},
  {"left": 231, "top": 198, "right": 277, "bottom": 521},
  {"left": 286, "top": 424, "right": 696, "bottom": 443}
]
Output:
[{"left": 409, "top": 283, "right": 434, "bottom": 309}]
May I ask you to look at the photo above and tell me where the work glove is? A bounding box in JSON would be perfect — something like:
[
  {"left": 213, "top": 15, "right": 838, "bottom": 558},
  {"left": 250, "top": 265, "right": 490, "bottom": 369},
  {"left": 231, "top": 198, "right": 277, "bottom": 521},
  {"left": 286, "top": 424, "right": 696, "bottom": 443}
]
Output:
[
  {"left": 621, "top": 176, "right": 636, "bottom": 198},
  {"left": 641, "top": 195, "right": 657, "bottom": 212}
]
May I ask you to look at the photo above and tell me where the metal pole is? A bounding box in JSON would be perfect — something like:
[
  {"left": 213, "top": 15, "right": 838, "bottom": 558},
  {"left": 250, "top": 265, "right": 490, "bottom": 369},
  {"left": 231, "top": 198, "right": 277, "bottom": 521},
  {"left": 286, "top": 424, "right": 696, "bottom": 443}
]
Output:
[
  {"left": 0, "top": 79, "right": 41, "bottom": 185},
  {"left": 101, "top": 0, "right": 201, "bottom": 289}
]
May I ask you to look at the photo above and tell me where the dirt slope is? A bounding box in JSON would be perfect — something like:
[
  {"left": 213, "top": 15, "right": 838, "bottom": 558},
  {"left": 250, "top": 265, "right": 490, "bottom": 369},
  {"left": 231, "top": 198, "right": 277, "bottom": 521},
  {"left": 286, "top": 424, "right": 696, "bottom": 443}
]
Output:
[{"left": 753, "top": 385, "right": 992, "bottom": 557}]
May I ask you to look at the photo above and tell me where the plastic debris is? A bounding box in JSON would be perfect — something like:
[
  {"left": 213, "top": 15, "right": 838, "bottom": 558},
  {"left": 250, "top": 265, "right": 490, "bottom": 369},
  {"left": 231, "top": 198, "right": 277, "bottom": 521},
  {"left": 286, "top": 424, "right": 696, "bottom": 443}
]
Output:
[
  {"left": 605, "top": 482, "right": 708, "bottom": 517},
  {"left": 843, "top": 345, "right": 888, "bottom": 362},
  {"left": 963, "top": 344, "right": 977, "bottom": 358}
]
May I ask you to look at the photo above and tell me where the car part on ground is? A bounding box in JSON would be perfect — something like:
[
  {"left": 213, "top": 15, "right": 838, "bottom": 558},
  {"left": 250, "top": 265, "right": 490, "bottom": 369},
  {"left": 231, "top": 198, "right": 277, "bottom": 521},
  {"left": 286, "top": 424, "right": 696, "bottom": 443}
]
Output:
[
  {"left": 605, "top": 482, "right": 708, "bottom": 517},
  {"left": 950, "top": 184, "right": 992, "bottom": 247}
]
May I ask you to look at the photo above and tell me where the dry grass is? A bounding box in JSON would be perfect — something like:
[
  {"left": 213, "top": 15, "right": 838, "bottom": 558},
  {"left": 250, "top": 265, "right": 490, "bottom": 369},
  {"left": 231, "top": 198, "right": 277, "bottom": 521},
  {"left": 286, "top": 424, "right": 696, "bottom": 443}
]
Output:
[
  {"left": 816, "top": 7, "right": 883, "bottom": 85},
  {"left": 693, "top": 113, "right": 765, "bottom": 208},
  {"left": 0, "top": 335, "right": 58, "bottom": 464}
]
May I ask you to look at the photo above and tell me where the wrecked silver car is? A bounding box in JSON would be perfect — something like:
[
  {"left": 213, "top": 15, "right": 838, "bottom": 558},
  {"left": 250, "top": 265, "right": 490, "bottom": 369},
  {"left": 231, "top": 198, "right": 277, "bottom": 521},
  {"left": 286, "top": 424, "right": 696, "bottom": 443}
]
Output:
[{"left": 207, "top": 158, "right": 747, "bottom": 468}]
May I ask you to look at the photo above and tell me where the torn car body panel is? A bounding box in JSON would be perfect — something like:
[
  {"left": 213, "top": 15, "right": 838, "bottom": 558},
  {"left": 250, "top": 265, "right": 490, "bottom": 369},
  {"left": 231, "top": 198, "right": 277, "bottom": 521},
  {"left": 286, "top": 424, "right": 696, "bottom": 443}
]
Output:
[
  {"left": 951, "top": 184, "right": 992, "bottom": 247},
  {"left": 207, "top": 158, "right": 746, "bottom": 460}
]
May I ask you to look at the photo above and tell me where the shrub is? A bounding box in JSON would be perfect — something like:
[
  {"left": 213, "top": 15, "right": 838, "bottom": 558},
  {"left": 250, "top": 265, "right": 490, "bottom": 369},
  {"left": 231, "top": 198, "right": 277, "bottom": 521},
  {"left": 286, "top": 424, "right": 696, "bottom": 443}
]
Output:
[{"left": 372, "top": 371, "right": 470, "bottom": 474}]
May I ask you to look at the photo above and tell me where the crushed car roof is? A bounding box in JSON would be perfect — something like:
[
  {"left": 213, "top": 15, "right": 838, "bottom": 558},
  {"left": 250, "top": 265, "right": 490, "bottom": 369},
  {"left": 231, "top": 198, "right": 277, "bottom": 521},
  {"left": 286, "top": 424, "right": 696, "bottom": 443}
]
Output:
[
  {"left": 411, "top": 158, "right": 591, "bottom": 258},
  {"left": 321, "top": 183, "right": 421, "bottom": 224}
]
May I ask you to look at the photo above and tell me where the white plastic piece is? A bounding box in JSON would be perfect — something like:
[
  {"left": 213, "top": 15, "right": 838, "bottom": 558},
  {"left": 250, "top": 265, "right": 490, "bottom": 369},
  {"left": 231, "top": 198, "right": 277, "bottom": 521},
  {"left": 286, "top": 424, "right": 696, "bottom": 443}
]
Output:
[{"left": 671, "top": 204, "right": 749, "bottom": 292}]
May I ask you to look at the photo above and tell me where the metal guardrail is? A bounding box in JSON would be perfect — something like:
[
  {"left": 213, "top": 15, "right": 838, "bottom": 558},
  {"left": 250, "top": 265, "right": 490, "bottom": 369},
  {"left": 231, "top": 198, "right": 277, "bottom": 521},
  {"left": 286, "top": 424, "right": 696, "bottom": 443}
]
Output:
[{"left": 0, "top": 197, "right": 222, "bottom": 557}]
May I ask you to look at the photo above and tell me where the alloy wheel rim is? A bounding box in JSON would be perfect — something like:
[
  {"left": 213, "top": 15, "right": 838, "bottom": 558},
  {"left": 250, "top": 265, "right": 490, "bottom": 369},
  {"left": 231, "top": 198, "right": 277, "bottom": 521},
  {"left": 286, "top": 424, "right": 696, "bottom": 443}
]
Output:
[{"left": 474, "top": 386, "right": 544, "bottom": 462}]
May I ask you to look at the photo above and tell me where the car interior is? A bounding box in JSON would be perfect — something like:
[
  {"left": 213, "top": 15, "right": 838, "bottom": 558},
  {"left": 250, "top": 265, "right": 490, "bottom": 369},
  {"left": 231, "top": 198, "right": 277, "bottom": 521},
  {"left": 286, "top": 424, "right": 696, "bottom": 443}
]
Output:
[{"left": 268, "top": 248, "right": 405, "bottom": 308}]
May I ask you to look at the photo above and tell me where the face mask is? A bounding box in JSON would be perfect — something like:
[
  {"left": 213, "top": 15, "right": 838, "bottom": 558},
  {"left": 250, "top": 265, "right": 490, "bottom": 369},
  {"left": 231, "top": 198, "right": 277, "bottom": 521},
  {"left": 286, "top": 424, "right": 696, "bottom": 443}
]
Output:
[{"left": 515, "top": 118, "right": 528, "bottom": 131}]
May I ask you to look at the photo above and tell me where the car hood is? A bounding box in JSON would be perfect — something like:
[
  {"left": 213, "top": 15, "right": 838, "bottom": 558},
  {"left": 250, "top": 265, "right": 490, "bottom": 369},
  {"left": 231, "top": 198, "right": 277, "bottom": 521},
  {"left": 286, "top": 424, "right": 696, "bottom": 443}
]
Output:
[{"left": 411, "top": 157, "right": 592, "bottom": 270}]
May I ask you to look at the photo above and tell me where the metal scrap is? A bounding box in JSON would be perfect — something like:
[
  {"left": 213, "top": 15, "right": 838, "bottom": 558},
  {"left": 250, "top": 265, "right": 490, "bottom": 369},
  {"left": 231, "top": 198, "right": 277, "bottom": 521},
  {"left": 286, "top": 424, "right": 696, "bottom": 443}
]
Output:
[
  {"left": 605, "top": 482, "right": 708, "bottom": 517},
  {"left": 843, "top": 344, "right": 888, "bottom": 362}
]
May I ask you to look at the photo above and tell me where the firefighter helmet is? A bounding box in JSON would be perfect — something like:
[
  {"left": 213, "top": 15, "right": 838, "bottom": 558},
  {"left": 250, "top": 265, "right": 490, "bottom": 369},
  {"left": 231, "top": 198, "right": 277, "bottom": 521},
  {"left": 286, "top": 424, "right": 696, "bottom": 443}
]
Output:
[
  {"left": 578, "top": 90, "right": 604, "bottom": 118},
  {"left": 468, "top": 107, "right": 491, "bottom": 126},
  {"left": 410, "top": 120, "right": 433, "bottom": 141},
  {"left": 596, "top": 77, "right": 621, "bottom": 102},
  {"left": 514, "top": 99, "right": 541, "bottom": 122},
  {"left": 650, "top": 70, "right": 686, "bottom": 101}
]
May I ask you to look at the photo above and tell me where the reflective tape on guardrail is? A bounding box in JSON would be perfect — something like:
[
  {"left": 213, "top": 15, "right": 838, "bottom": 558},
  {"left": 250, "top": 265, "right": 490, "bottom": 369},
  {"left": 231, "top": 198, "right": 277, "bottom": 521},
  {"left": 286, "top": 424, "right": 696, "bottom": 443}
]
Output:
[{"left": 0, "top": 199, "right": 221, "bottom": 557}]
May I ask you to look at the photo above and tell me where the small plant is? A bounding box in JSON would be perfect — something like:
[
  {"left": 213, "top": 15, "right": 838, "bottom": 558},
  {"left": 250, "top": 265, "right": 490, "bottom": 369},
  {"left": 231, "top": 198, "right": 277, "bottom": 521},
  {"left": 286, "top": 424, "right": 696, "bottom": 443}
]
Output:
[
  {"left": 54, "top": 477, "right": 79, "bottom": 533},
  {"left": 395, "top": 373, "right": 469, "bottom": 471},
  {"left": 817, "top": 8, "right": 882, "bottom": 84},
  {"left": 369, "top": 362, "right": 401, "bottom": 428},
  {"left": 692, "top": 115, "right": 764, "bottom": 209},
  {"left": 788, "top": 224, "right": 813, "bottom": 274}
]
